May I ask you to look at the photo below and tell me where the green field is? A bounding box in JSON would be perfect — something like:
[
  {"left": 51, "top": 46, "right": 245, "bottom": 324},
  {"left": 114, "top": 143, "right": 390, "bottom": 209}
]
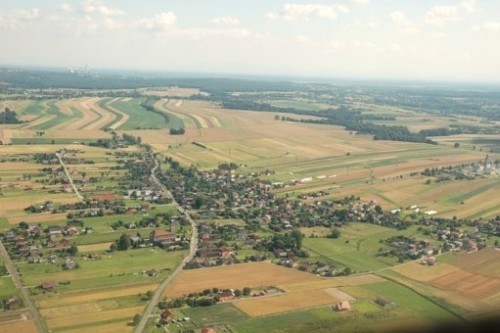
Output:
[
  {"left": 107, "top": 98, "right": 167, "bottom": 130},
  {"left": 182, "top": 303, "right": 248, "bottom": 327},
  {"left": 303, "top": 223, "right": 421, "bottom": 272}
]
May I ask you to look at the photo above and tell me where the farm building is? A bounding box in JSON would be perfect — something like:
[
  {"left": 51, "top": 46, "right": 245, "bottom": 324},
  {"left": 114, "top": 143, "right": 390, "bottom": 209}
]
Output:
[
  {"left": 161, "top": 309, "right": 174, "bottom": 322},
  {"left": 41, "top": 281, "right": 57, "bottom": 290},
  {"left": 3, "top": 295, "right": 20, "bottom": 310},
  {"left": 149, "top": 230, "right": 176, "bottom": 244},
  {"left": 374, "top": 296, "right": 392, "bottom": 307},
  {"left": 333, "top": 300, "right": 351, "bottom": 311},
  {"left": 215, "top": 290, "right": 235, "bottom": 302}
]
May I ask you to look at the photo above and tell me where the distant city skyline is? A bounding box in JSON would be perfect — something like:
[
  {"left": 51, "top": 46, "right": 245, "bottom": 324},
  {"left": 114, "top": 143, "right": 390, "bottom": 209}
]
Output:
[{"left": 1, "top": 0, "right": 500, "bottom": 82}]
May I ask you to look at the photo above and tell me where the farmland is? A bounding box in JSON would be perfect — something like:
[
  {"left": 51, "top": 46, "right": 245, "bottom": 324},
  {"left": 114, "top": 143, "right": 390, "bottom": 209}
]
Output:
[{"left": 1, "top": 75, "right": 500, "bottom": 333}]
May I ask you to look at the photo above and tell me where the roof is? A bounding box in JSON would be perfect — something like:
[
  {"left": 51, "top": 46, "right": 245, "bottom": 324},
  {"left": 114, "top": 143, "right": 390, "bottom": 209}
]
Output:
[
  {"left": 150, "top": 230, "right": 175, "bottom": 237},
  {"left": 201, "top": 328, "right": 216, "bottom": 333},
  {"left": 161, "top": 309, "right": 174, "bottom": 318}
]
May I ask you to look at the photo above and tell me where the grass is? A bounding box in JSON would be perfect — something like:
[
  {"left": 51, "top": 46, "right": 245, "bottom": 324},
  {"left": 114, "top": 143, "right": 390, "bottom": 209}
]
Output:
[
  {"left": 182, "top": 303, "right": 248, "bottom": 327},
  {"left": 19, "top": 248, "right": 187, "bottom": 287},
  {"left": 107, "top": 98, "right": 167, "bottom": 130},
  {"left": 11, "top": 138, "right": 94, "bottom": 144},
  {"left": 302, "top": 223, "right": 420, "bottom": 272},
  {"left": 363, "top": 281, "right": 458, "bottom": 321}
]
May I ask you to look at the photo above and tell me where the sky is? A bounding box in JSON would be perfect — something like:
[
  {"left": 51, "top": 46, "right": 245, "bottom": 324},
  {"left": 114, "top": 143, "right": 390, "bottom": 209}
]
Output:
[{"left": 0, "top": 0, "right": 499, "bottom": 82}]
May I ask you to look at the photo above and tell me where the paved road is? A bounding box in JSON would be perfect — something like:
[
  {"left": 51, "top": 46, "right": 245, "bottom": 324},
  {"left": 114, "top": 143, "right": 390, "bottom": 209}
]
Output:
[
  {"left": 55, "top": 152, "right": 83, "bottom": 200},
  {"left": 0, "top": 240, "right": 46, "bottom": 333},
  {"left": 134, "top": 154, "right": 198, "bottom": 333}
]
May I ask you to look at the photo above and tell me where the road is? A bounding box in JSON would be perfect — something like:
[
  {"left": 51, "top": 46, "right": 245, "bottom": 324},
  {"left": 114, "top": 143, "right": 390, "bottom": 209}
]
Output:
[
  {"left": 134, "top": 153, "right": 198, "bottom": 333},
  {"left": 55, "top": 152, "right": 83, "bottom": 200},
  {"left": 0, "top": 240, "right": 46, "bottom": 333}
]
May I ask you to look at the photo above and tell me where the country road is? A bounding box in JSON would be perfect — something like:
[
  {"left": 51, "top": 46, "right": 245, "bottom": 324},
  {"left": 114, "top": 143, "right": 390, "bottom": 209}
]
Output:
[
  {"left": 134, "top": 153, "right": 198, "bottom": 333},
  {"left": 55, "top": 152, "right": 83, "bottom": 200},
  {"left": 0, "top": 240, "right": 46, "bottom": 333}
]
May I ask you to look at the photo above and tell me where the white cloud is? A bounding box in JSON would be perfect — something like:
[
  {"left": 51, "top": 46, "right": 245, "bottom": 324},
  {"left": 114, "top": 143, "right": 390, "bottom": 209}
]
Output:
[
  {"left": 295, "top": 35, "right": 310, "bottom": 43},
  {"left": 389, "top": 11, "right": 419, "bottom": 34},
  {"left": 209, "top": 16, "right": 240, "bottom": 26},
  {"left": 136, "top": 12, "right": 177, "bottom": 32},
  {"left": 60, "top": 3, "right": 74, "bottom": 14},
  {"left": 461, "top": 0, "right": 478, "bottom": 13},
  {"left": 351, "top": 0, "right": 370, "bottom": 5},
  {"left": 424, "top": 6, "right": 460, "bottom": 26},
  {"left": 0, "top": 8, "right": 40, "bottom": 30},
  {"left": 267, "top": 4, "right": 349, "bottom": 21},
  {"left": 84, "top": 0, "right": 124, "bottom": 17},
  {"left": 473, "top": 21, "right": 500, "bottom": 32}
]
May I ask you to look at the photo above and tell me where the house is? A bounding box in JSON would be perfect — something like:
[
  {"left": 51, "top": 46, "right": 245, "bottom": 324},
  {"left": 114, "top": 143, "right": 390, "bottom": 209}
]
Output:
[
  {"left": 333, "top": 300, "right": 351, "bottom": 311},
  {"left": 149, "top": 230, "right": 176, "bottom": 244},
  {"left": 219, "top": 246, "right": 232, "bottom": 259},
  {"left": 374, "top": 296, "right": 392, "bottom": 307},
  {"left": 41, "top": 281, "right": 57, "bottom": 290},
  {"left": 215, "top": 290, "right": 235, "bottom": 302},
  {"left": 161, "top": 309, "right": 174, "bottom": 321},
  {"left": 63, "top": 259, "right": 77, "bottom": 270},
  {"left": 425, "top": 256, "right": 437, "bottom": 266},
  {"left": 65, "top": 226, "right": 79, "bottom": 236},
  {"left": 3, "top": 295, "right": 20, "bottom": 310}
]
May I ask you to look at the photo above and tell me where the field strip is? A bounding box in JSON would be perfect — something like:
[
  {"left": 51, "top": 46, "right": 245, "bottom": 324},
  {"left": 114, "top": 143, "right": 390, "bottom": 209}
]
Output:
[
  {"left": 83, "top": 98, "right": 116, "bottom": 130},
  {"left": 101, "top": 98, "right": 129, "bottom": 130},
  {"left": 164, "top": 262, "right": 321, "bottom": 298},
  {"left": 50, "top": 100, "right": 84, "bottom": 130},
  {"left": 77, "top": 242, "right": 114, "bottom": 252},
  {"left": 278, "top": 279, "right": 345, "bottom": 292},
  {"left": 53, "top": 98, "right": 100, "bottom": 131},
  {"left": 0, "top": 320, "right": 38, "bottom": 333},
  {"left": 46, "top": 306, "right": 144, "bottom": 329},
  {"left": 23, "top": 115, "right": 56, "bottom": 130},
  {"left": 333, "top": 274, "right": 387, "bottom": 285},
  {"left": 37, "top": 283, "right": 159, "bottom": 307},
  {"left": 53, "top": 320, "right": 133, "bottom": 333},
  {"left": 156, "top": 100, "right": 197, "bottom": 129},
  {"left": 234, "top": 289, "right": 339, "bottom": 317}
]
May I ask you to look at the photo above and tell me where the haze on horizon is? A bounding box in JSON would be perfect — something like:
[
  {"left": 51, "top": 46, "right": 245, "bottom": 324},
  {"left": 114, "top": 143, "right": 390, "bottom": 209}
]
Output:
[{"left": 1, "top": 0, "right": 499, "bottom": 83}]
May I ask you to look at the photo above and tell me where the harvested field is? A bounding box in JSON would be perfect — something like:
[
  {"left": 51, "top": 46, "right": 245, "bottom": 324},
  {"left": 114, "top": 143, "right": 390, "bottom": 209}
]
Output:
[
  {"left": 448, "top": 248, "right": 500, "bottom": 277},
  {"left": 430, "top": 270, "right": 500, "bottom": 299},
  {"left": 56, "top": 321, "right": 133, "bottom": 333},
  {"left": 37, "top": 283, "right": 158, "bottom": 308},
  {"left": 234, "top": 289, "right": 338, "bottom": 317},
  {"left": 77, "top": 242, "right": 114, "bottom": 253},
  {"left": 0, "top": 320, "right": 38, "bottom": 333},
  {"left": 164, "top": 262, "right": 321, "bottom": 298},
  {"left": 45, "top": 306, "right": 143, "bottom": 329},
  {"left": 40, "top": 302, "right": 101, "bottom": 318},
  {"left": 278, "top": 279, "right": 344, "bottom": 293},
  {"left": 324, "top": 288, "right": 356, "bottom": 301},
  {"left": 392, "top": 262, "right": 460, "bottom": 282},
  {"left": 334, "top": 274, "right": 387, "bottom": 285}
]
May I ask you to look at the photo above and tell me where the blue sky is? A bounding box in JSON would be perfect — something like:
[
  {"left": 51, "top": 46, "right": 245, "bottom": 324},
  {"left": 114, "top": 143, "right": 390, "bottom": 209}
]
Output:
[{"left": 1, "top": 0, "right": 499, "bottom": 82}]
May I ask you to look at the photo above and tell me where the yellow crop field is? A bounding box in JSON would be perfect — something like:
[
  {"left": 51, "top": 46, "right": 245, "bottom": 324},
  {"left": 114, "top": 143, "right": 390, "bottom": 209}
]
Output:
[
  {"left": 37, "top": 283, "right": 159, "bottom": 308},
  {"left": 59, "top": 321, "right": 133, "bottom": 333},
  {"left": 334, "top": 274, "right": 387, "bottom": 286},
  {"left": 0, "top": 320, "right": 38, "bottom": 333},
  {"left": 45, "top": 306, "right": 143, "bottom": 329},
  {"left": 164, "top": 262, "right": 321, "bottom": 298},
  {"left": 77, "top": 242, "right": 115, "bottom": 253},
  {"left": 278, "top": 279, "right": 344, "bottom": 292},
  {"left": 234, "top": 289, "right": 339, "bottom": 317},
  {"left": 392, "top": 262, "right": 461, "bottom": 282}
]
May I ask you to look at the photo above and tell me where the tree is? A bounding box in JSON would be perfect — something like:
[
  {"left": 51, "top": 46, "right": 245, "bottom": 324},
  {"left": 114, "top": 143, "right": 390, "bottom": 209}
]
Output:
[
  {"left": 234, "top": 289, "right": 242, "bottom": 297},
  {"left": 290, "top": 229, "right": 303, "bottom": 250},
  {"left": 329, "top": 228, "right": 341, "bottom": 239},
  {"left": 132, "top": 314, "right": 142, "bottom": 326},
  {"left": 454, "top": 142, "right": 460, "bottom": 148},
  {"left": 243, "top": 287, "right": 251, "bottom": 296},
  {"left": 68, "top": 243, "right": 78, "bottom": 256},
  {"left": 117, "top": 233, "right": 131, "bottom": 251}
]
